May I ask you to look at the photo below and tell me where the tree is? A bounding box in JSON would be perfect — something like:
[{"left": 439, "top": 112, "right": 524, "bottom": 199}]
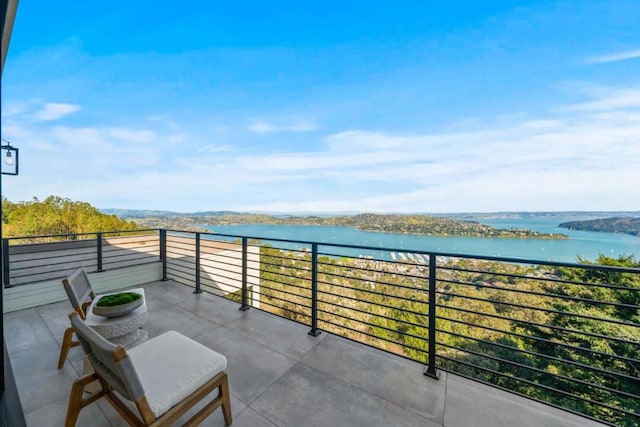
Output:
[{"left": 2, "top": 195, "right": 140, "bottom": 239}]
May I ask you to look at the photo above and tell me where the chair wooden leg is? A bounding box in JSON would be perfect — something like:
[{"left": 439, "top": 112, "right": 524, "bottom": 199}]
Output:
[
  {"left": 65, "top": 373, "right": 104, "bottom": 427},
  {"left": 168, "top": 372, "right": 233, "bottom": 427},
  {"left": 58, "top": 327, "right": 79, "bottom": 369},
  {"left": 65, "top": 377, "right": 84, "bottom": 427},
  {"left": 220, "top": 374, "right": 232, "bottom": 426},
  {"left": 106, "top": 392, "right": 147, "bottom": 427}
]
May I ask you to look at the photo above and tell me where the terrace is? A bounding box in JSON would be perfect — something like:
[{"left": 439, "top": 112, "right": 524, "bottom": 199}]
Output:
[
  {"left": 2, "top": 230, "right": 639, "bottom": 426},
  {"left": 1, "top": 1, "right": 639, "bottom": 425}
]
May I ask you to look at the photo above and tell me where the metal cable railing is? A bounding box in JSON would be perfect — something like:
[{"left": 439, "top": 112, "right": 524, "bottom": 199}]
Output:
[
  {"left": 2, "top": 229, "right": 160, "bottom": 286},
  {"left": 4, "top": 228, "right": 639, "bottom": 426}
]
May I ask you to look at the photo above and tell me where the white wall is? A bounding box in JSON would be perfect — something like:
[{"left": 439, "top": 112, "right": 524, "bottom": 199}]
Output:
[{"left": 166, "top": 235, "right": 261, "bottom": 309}]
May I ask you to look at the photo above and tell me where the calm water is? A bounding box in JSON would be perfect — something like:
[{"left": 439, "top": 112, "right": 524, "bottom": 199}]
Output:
[{"left": 200, "top": 217, "right": 640, "bottom": 264}]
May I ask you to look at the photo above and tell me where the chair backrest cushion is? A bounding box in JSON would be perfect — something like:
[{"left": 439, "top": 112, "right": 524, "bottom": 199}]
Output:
[
  {"left": 62, "top": 267, "right": 93, "bottom": 312},
  {"left": 70, "top": 312, "right": 146, "bottom": 402}
]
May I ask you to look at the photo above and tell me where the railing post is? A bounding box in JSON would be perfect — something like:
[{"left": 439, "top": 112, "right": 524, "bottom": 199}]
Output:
[
  {"left": 2, "top": 238, "right": 10, "bottom": 288},
  {"left": 424, "top": 253, "right": 439, "bottom": 379},
  {"left": 308, "top": 243, "right": 321, "bottom": 337},
  {"left": 96, "top": 232, "right": 103, "bottom": 272},
  {"left": 194, "top": 233, "right": 202, "bottom": 294},
  {"left": 159, "top": 229, "right": 167, "bottom": 281},
  {"left": 239, "top": 237, "right": 250, "bottom": 311}
]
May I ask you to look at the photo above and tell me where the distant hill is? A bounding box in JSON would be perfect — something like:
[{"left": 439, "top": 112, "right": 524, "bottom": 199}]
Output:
[
  {"left": 559, "top": 217, "right": 640, "bottom": 237},
  {"left": 197, "top": 213, "right": 568, "bottom": 239},
  {"left": 100, "top": 209, "right": 640, "bottom": 220},
  {"left": 100, "top": 208, "right": 244, "bottom": 218},
  {"left": 445, "top": 211, "right": 640, "bottom": 221}
]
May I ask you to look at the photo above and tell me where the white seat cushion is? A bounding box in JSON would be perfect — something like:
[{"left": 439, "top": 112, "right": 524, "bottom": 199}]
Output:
[{"left": 128, "top": 331, "right": 227, "bottom": 418}]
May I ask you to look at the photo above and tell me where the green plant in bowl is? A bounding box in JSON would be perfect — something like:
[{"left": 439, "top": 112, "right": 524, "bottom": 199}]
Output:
[
  {"left": 96, "top": 292, "right": 142, "bottom": 307},
  {"left": 93, "top": 292, "right": 144, "bottom": 318}
]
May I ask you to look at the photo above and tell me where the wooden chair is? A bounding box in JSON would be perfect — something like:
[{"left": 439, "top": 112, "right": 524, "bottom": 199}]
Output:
[
  {"left": 58, "top": 267, "right": 96, "bottom": 369},
  {"left": 65, "top": 311, "right": 232, "bottom": 427}
]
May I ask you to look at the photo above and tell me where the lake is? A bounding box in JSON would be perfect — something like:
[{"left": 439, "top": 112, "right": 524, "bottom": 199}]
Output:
[{"left": 200, "top": 217, "right": 640, "bottom": 264}]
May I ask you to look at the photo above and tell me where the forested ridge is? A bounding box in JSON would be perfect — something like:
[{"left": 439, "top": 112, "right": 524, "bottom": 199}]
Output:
[
  {"left": 560, "top": 217, "right": 640, "bottom": 237},
  {"left": 196, "top": 213, "right": 568, "bottom": 239},
  {"left": 2, "top": 196, "right": 140, "bottom": 238}
]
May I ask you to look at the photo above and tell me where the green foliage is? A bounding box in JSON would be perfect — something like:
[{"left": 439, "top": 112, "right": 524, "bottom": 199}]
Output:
[
  {"left": 560, "top": 217, "right": 640, "bottom": 237},
  {"left": 2, "top": 195, "right": 140, "bottom": 238},
  {"left": 224, "top": 289, "right": 243, "bottom": 304},
  {"left": 530, "top": 255, "right": 640, "bottom": 425},
  {"left": 96, "top": 292, "right": 141, "bottom": 307},
  {"left": 2, "top": 197, "right": 17, "bottom": 223},
  {"left": 259, "top": 245, "right": 313, "bottom": 325}
]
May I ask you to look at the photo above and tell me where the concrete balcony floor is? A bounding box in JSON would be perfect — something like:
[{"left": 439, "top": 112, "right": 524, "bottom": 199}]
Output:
[{"left": 4, "top": 280, "right": 605, "bottom": 427}]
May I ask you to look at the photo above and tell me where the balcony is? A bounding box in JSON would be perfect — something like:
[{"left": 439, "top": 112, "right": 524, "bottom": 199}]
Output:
[{"left": 2, "top": 229, "right": 639, "bottom": 426}]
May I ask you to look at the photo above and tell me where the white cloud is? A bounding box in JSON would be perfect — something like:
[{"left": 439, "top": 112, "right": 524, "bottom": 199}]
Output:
[
  {"left": 52, "top": 126, "right": 104, "bottom": 146},
  {"left": 562, "top": 87, "right": 640, "bottom": 112},
  {"left": 34, "top": 103, "right": 82, "bottom": 121},
  {"left": 3, "top": 86, "right": 640, "bottom": 213},
  {"left": 585, "top": 49, "right": 640, "bottom": 64},
  {"left": 165, "top": 134, "right": 187, "bottom": 143},
  {"left": 230, "top": 89, "right": 640, "bottom": 212},
  {"left": 108, "top": 128, "right": 156, "bottom": 143},
  {"left": 248, "top": 119, "right": 317, "bottom": 134},
  {"left": 196, "top": 144, "right": 231, "bottom": 154},
  {"left": 1, "top": 101, "right": 32, "bottom": 118}
]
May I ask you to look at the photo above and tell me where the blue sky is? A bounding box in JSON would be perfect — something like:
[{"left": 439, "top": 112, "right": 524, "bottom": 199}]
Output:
[{"left": 1, "top": 1, "right": 639, "bottom": 213}]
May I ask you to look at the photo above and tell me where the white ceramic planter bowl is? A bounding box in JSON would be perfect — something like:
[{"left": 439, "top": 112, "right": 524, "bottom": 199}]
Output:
[{"left": 93, "top": 297, "right": 143, "bottom": 318}]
